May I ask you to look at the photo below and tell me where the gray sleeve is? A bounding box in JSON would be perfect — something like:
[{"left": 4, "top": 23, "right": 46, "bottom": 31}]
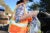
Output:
[{"left": 30, "top": 17, "right": 41, "bottom": 33}]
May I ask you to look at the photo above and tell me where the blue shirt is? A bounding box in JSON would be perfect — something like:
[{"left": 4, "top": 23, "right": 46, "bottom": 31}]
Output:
[
  {"left": 15, "top": 4, "right": 24, "bottom": 23},
  {"left": 15, "top": 2, "right": 33, "bottom": 22}
]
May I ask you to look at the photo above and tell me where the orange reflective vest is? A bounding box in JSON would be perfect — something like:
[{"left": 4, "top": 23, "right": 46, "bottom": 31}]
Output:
[{"left": 9, "top": 17, "right": 32, "bottom": 33}]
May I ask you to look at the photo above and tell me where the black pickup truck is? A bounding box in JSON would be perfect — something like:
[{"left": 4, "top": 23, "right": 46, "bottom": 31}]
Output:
[{"left": 38, "top": 12, "right": 50, "bottom": 33}]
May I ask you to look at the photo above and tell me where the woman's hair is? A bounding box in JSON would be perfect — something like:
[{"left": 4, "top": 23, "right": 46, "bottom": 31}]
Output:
[
  {"left": 29, "top": 0, "right": 33, "bottom": 2},
  {"left": 16, "top": 0, "right": 33, "bottom": 5},
  {"left": 16, "top": 0, "right": 24, "bottom": 5}
]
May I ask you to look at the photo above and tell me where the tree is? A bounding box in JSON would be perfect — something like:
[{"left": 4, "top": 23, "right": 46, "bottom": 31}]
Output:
[
  {"left": 40, "top": 0, "right": 50, "bottom": 13},
  {"left": 29, "top": 3, "right": 40, "bottom": 10}
]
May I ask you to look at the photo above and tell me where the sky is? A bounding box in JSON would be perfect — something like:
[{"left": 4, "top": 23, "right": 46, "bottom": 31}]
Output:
[{"left": 4, "top": 0, "right": 40, "bottom": 11}]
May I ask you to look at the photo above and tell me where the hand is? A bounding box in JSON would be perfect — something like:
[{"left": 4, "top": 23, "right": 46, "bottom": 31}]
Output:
[{"left": 29, "top": 11, "right": 39, "bottom": 17}]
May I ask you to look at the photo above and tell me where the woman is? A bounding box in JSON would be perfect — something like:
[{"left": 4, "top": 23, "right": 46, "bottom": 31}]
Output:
[{"left": 9, "top": 0, "right": 40, "bottom": 33}]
